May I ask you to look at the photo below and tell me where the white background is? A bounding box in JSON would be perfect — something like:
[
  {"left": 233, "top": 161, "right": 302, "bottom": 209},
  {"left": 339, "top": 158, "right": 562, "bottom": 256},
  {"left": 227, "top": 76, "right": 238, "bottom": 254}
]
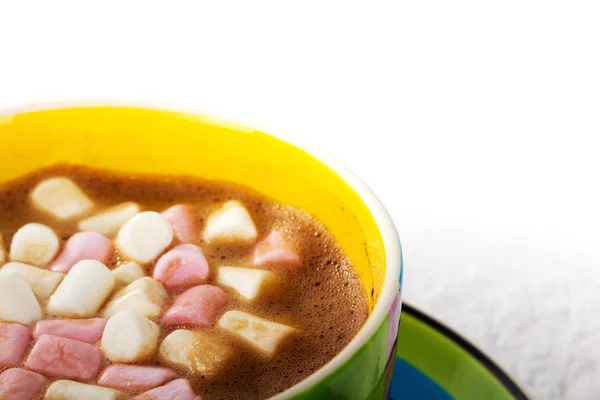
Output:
[{"left": 1, "top": 1, "right": 599, "bottom": 399}]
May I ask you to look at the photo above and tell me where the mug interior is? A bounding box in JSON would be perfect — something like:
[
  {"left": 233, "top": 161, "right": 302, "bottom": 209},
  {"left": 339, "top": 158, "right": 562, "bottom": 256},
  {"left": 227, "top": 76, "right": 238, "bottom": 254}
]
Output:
[{"left": 0, "top": 105, "right": 401, "bottom": 398}]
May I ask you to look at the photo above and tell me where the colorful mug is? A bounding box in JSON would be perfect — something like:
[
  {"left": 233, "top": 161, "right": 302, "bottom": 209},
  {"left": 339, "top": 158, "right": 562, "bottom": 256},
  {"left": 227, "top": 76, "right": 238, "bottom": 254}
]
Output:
[{"left": 0, "top": 104, "right": 403, "bottom": 399}]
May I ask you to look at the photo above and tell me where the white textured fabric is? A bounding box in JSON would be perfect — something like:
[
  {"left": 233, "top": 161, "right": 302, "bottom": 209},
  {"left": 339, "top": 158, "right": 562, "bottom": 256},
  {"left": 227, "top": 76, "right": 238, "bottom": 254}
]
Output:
[{"left": 402, "top": 223, "right": 600, "bottom": 400}]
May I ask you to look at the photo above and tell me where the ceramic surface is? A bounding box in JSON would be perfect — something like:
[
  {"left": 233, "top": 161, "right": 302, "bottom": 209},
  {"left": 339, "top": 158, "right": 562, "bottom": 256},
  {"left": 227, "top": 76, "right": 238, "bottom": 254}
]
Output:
[
  {"left": 391, "top": 304, "right": 530, "bottom": 400},
  {"left": 0, "top": 104, "right": 402, "bottom": 399}
]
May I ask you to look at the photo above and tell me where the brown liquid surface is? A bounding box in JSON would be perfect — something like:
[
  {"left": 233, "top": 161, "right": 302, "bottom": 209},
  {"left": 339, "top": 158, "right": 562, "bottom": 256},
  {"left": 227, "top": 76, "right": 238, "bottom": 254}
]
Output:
[{"left": 0, "top": 165, "right": 368, "bottom": 400}]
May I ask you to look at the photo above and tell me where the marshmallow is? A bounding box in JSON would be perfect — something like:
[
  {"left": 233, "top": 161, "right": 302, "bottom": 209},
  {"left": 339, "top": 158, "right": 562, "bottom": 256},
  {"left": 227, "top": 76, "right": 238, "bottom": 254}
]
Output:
[
  {"left": 50, "top": 231, "right": 113, "bottom": 273},
  {"left": 161, "top": 285, "right": 228, "bottom": 327},
  {"left": 217, "top": 266, "right": 276, "bottom": 301},
  {"left": 30, "top": 177, "right": 94, "bottom": 220},
  {"left": 26, "top": 334, "right": 102, "bottom": 380},
  {"left": 116, "top": 211, "right": 173, "bottom": 263},
  {"left": 98, "top": 365, "right": 177, "bottom": 391},
  {"left": 101, "top": 310, "right": 160, "bottom": 363},
  {"left": 0, "top": 262, "right": 64, "bottom": 300},
  {"left": 112, "top": 261, "right": 145, "bottom": 288},
  {"left": 9, "top": 223, "right": 59, "bottom": 266},
  {"left": 135, "top": 379, "right": 201, "bottom": 400},
  {"left": 102, "top": 277, "right": 168, "bottom": 320},
  {"left": 45, "top": 380, "right": 120, "bottom": 400},
  {"left": 0, "top": 368, "right": 47, "bottom": 400},
  {"left": 0, "top": 323, "right": 32, "bottom": 367},
  {"left": 254, "top": 230, "right": 302, "bottom": 269},
  {"left": 159, "top": 329, "right": 233, "bottom": 376},
  {"left": 0, "top": 272, "right": 42, "bottom": 325},
  {"left": 219, "top": 311, "right": 296, "bottom": 356},
  {"left": 203, "top": 201, "right": 257, "bottom": 243},
  {"left": 154, "top": 244, "right": 210, "bottom": 290},
  {"left": 34, "top": 318, "right": 107, "bottom": 344},
  {"left": 79, "top": 202, "right": 140, "bottom": 236},
  {"left": 47, "top": 260, "right": 114, "bottom": 317},
  {"left": 162, "top": 205, "right": 197, "bottom": 244}
]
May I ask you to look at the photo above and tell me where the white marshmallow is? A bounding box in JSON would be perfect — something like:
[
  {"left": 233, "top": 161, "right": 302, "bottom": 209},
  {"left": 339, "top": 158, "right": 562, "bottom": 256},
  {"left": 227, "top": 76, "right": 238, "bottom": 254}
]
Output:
[
  {"left": 47, "top": 260, "right": 114, "bottom": 317},
  {"left": 159, "top": 329, "right": 233, "bottom": 376},
  {"left": 116, "top": 211, "right": 173, "bottom": 263},
  {"left": 9, "top": 223, "right": 60, "bottom": 267},
  {"left": 217, "top": 266, "right": 276, "bottom": 300},
  {"left": 101, "top": 310, "right": 159, "bottom": 362},
  {"left": 30, "top": 177, "right": 94, "bottom": 220},
  {"left": 78, "top": 202, "right": 140, "bottom": 236},
  {"left": 111, "top": 261, "right": 145, "bottom": 287},
  {"left": 0, "top": 272, "right": 42, "bottom": 324},
  {"left": 101, "top": 277, "right": 168, "bottom": 319},
  {"left": 219, "top": 310, "right": 295, "bottom": 356},
  {"left": 159, "top": 329, "right": 195, "bottom": 371},
  {"left": 0, "top": 262, "right": 64, "bottom": 300},
  {"left": 203, "top": 201, "right": 257, "bottom": 243},
  {"left": 45, "top": 380, "right": 120, "bottom": 400}
]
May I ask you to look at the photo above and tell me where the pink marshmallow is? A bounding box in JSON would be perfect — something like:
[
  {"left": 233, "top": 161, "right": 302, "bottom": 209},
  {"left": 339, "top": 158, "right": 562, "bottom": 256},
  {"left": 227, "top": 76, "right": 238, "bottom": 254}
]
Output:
[
  {"left": 162, "top": 205, "right": 197, "bottom": 244},
  {"left": 0, "top": 368, "right": 47, "bottom": 400},
  {"left": 0, "top": 322, "right": 31, "bottom": 367},
  {"left": 25, "top": 334, "right": 102, "bottom": 381},
  {"left": 135, "top": 379, "right": 202, "bottom": 400},
  {"left": 50, "top": 232, "right": 114, "bottom": 273},
  {"left": 154, "top": 244, "right": 209, "bottom": 290},
  {"left": 253, "top": 230, "right": 302, "bottom": 269},
  {"left": 34, "top": 318, "right": 107, "bottom": 344},
  {"left": 98, "top": 365, "right": 177, "bottom": 391},
  {"left": 162, "top": 285, "right": 228, "bottom": 327}
]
